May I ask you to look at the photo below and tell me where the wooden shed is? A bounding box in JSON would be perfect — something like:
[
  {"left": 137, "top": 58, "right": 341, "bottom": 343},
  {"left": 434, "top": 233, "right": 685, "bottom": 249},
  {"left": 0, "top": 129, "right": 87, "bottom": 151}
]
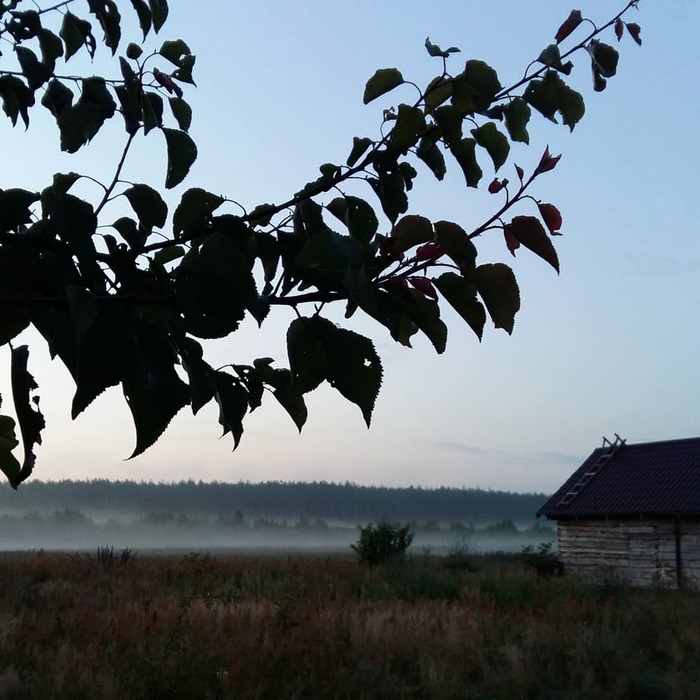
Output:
[{"left": 537, "top": 436, "right": 700, "bottom": 589}]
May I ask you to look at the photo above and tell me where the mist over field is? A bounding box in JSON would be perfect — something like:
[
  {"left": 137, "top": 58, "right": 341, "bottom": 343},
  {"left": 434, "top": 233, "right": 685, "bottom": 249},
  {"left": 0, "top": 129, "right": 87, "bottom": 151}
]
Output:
[{"left": 0, "top": 480, "right": 554, "bottom": 554}]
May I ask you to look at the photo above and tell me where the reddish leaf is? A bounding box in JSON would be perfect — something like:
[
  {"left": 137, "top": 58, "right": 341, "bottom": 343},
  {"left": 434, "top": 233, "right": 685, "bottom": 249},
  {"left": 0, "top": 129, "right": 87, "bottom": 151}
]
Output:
[
  {"left": 504, "top": 229, "right": 520, "bottom": 256},
  {"left": 488, "top": 178, "right": 507, "bottom": 194},
  {"left": 408, "top": 276, "right": 438, "bottom": 300},
  {"left": 535, "top": 146, "right": 562, "bottom": 174},
  {"left": 381, "top": 277, "right": 411, "bottom": 299},
  {"left": 626, "top": 22, "right": 642, "bottom": 46},
  {"left": 415, "top": 242, "right": 444, "bottom": 261},
  {"left": 537, "top": 202, "right": 563, "bottom": 234},
  {"left": 614, "top": 19, "right": 624, "bottom": 42},
  {"left": 554, "top": 10, "right": 583, "bottom": 44},
  {"left": 505, "top": 215, "right": 560, "bottom": 273},
  {"left": 515, "top": 164, "right": 524, "bottom": 181},
  {"left": 153, "top": 67, "right": 175, "bottom": 94}
]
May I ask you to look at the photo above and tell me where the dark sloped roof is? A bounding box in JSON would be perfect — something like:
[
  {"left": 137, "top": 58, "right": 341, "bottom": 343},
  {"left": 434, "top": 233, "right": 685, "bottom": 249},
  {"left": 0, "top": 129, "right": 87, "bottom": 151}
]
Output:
[{"left": 537, "top": 437, "right": 700, "bottom": 519}]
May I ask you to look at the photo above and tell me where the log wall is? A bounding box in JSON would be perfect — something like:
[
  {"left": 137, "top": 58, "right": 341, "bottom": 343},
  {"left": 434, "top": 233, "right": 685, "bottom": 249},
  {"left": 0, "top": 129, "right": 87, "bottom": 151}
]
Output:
[{"left": 557, "top": 519, "right": 700, "bottom": 589}]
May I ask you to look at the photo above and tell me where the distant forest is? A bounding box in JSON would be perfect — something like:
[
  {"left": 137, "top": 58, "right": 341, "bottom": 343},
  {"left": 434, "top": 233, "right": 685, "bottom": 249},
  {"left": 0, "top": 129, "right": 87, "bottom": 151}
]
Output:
[{"left": 0, "top": 480, "right": 549, "bottom": 525}]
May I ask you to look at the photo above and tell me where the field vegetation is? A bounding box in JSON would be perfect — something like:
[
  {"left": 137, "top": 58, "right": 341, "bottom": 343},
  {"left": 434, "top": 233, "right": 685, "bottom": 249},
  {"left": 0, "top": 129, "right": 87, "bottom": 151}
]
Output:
[{"left": 0, "top": 550, "right": 697, "bottom": 699}]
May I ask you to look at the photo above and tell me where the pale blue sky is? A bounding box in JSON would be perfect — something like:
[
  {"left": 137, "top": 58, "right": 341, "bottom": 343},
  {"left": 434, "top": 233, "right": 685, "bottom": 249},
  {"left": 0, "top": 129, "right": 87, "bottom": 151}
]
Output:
[{"left": 1, "top": 1, "right": 698, "bottom": 492}]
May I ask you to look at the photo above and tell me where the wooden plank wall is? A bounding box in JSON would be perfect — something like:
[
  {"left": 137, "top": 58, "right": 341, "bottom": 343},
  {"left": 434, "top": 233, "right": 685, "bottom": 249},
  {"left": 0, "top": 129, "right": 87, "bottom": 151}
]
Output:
[{"left": 557, "top": 519, "right": 700, "bottom": 589}]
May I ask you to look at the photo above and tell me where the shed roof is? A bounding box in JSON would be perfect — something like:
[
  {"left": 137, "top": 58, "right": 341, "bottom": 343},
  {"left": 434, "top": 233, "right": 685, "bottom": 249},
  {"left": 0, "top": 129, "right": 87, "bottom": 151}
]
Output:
[{"left": 537, "top": 437, "right": 700, "bottom": 519}]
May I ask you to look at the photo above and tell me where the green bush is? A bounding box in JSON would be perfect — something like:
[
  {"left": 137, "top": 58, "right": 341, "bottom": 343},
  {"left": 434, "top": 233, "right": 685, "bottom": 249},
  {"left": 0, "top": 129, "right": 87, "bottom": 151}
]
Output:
[
  {"left": 521, "top": 541, "right": 562, "bottom": 577},
  {"left": 351, "top": 521, "right": 414, "bottom": 567}
]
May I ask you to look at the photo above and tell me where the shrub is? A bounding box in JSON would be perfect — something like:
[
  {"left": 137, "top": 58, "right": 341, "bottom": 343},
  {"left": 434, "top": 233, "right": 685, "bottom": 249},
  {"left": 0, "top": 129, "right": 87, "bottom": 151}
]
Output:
[
  {"left": 521, "top": 541, "right": 562, "bottom": 577},
  {"left": 351, "top": 521, "right": 414, "bottom": 566}
]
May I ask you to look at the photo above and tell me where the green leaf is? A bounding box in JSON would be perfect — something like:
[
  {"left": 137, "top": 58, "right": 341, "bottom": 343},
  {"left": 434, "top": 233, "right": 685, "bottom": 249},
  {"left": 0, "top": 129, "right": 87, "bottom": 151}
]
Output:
[
  {"left": 172, "top": 187, "right": 224, "bottom": 238},
  {"left": 60, "top": 12, "right": 96, "bottom": 60},
  {"left": 363, "top": 68, "right": 404, "bottom": 104},
  {"left": 142, "top": 91, "right": 164, "bottom": 134},
  {"left": 124, "top": 184, "right": 167, "bottom": 232},
  {"left": 452, "top": 60, "right": 501, "bottom": 113},
  {"left": 0, "top": 75, "right": 35, "bottom": 128},
  {"left": 0, "top": 188, "right": 40, "bottom": 233},
  {"left": 403, "top": 290, "right": 447, "bottom": 353},
  {"left": 112, "top": 216, "right": 146, "bottom": 251},
  {"left": 152, "top": 245, "right": 184, "bottom": 267},
  {"left": 287, "top": 318, "right": 327, "bottom": 394},
  {"left": 114, "top": 83, "right": 141, "bottom": 134},
  {"left": 424, "top": 76, "right": 452, "bottom": 112},
  {"left": 37, "top": 28, "right": 64, "bottom": 72},
  {"left": 450, "top": 138, "right": 482, "bottom": 188},
  {"left": 537, "top": 44, "right": 573, "bottom": 75},
  {"left": 347, "top": 136, "right": 372, "bottom": 167},
  {"left": 176, "top": 234, "right": 257, "bottom": 338},
  {"left": 326, "top": 196, "right": 378, "bottom": 244},
  {"left": 471, "top": 122, "right": 509, "bottom": 172},
  {"left": 524, "top": 71, "right": 585, "bottom": 130},
  {"left": 213, "top": 371, "right": 248, "bottom": 448},
  {"left": 474, "top": 263, "right": 521, "bottom": 334},
  {"left": 58, "top": 78, "right": 116, "bottom": 153},
  {"left": 273, "top": 382, "right": 308, "bottom": 433},
  {"left": 15, "top": 46, "right": 52, "bottom": 90},
  {"left": 390, "top": 104, "right": 426, "bottom": 153},
  {"left": 41, "top": 79, "right": 73, "bottom": 121},
  {"left": 168, "top": 96, "right": 192, "bottom": 131},
  {"left": 0, "top": 414, "right": 21, "bottom": 488},
  {"left": 9, "top": 345, "right": 45, "bottom": 487},
  {"left": 368, "top": 171, "right": 407, "bottom": 223},
  {"left": 588, "top": 40, "right": 618, "bottom": 78},
  {"left": 434, "top": 220, "right": 477, "bottom": 271},
  {"left": 87, "top": 0, "right": 122, "bottom": 54},
  {"left": 432, "top": 105, "right": 463, "bottom": 146},
  {"left": 129, "top": 0, "right": 152, "bottom": 39},
  {"left": 503, "top": 98, "right": 531, "bottom": 144},
  {"left": 163, "top": 128, "right": 197, "bottom": 189},
  {"left": 177, "top": 336, "right": 215, "bottom": 415},
  {"left": 417, "top": 138, "right": 446, "bottom": 180},
  {"left": 123, "top": 329, "right": 189, "bottom": 459},
  {"left": 147, "top": 0, "right": 169, "bottom": 32},
  {"left": 159, "top": 38, "right": 191, "bottom": 66},
  {"left": 294, "top": 229, "right": 363, "bottom": 290},
  {"left": 434, "top": 272, "right": 486, "bottom": 340},
  {"left": 390, "top": 214, "right": 433, "bottom": 253},
  {"left": 505, "top": 215, "right": 560, "bottom": 273}
]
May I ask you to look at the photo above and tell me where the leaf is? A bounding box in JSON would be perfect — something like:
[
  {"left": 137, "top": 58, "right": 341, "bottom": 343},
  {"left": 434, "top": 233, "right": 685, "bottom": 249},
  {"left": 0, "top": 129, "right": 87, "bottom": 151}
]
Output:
[
  {"left": 177, "top": 336, "right": 215, "bottom": 415},
  {"left": 152, "top": 245, "right": 184, "bottom": 266},
  {"left": 425, "top": 37, "right": 456, "bottom": 58},
  {"left": 294, "top": 229, "right": 363, "bottom": 291},
  {"left": 58, "top": 77, "right": 117, "bottom": 153},
  {"left": 0, "top": 74, "right": 35, "bottom": 128},
  {"left": 503, "top": 98, "right": 531, "bottom": 144},
  {"left": 129, "top": 0, "right": 152, "bottom": 39},
  {"left": 168, "top": 96, "right": 192, "bottom": 131},
  {"left": 434, "top": 272, "right": 486, "bottom": 340},
  {"left": 390, "top": 104, "right": 426, "bottom": 153},
  {"left": 434, "top": 220, "right": 477, "bottom": 271},
  {"left": 452, "top": 60, "right": 502, "bottom": 113},
  {"left": 123, "top": 330, "right": 189, "bottom": 459},
  {"left": 287, "top": 318, "right": 327, "bottom": 394},
  {"left": 0, "top": 315, "right": 29, "bottom": 347},
  {"left": 390, "top": 214, "right": 433, "bottom": 253},
  {"left": 403, "top": 290, "right": 447, "bottom": 353},
  {"left": 555, "top": 9, "right": 583, "bottom": 44},
  {"left": 213, "top": 371, "right": 248, "bottom": 448},
  {"left": 124, "top": 184, "right": 168, "bottom": 232},
  {"left": 538, "top": 203, "right": 563, "bottom": 235},
  {"left": 504, "top": 215, "right": 560, "bottom": 273},
  {"left": 9, "top": 345, "right": 45, "bottom": 487},
  {"left": 625, "top": 23, "right": 642, "bottom": 46},
  {"left": 313, "top": 317, "right": 383, "bottom": 427},
  {"left": 614, "top": 19, "right": 624, "bottom": 42},
  {"left": 408, "top": 277, "right": 438, "bottom": 301},
  {"left": 176, "top": 234, "right": 257, "bottom": 338},
  {"left": 0, "top": 188, "right": 40, "bottom": 233},
  {"left": 471, "top": 122, "right": 509, "bottom": 172},
  {"left": 273, "top": 383, "right": 308, "bottom": 433},
  {"left": 524, "top": 71, "right": 585, "bottom": 131},
  {"left": 172, "top": 187, "right": 224, "bottom": 238},
  {"left": 587, "top": 40, "right": 619, "bottom": 78},
  {"left": 363, "top": 68, "right": 404, "bottom": 104},
  {"left": 163, "top": 128, "right": 197, "bottom": 189},
  {"left": 537, "top": 44, "right": 573, "bottom": 75},
  {"left": 147, "top": 0, "right": 169, "bottom": 33},
  {"left": 15, "top": 46, "right": 52, "bottom": 90},
  {"left": 112, "top": 216, "right": 145, "bottom": 251},
  {"left": 41, "top": 79, "right": 73, "bottom": 121},
  {"left": 326, "top": 196, "right": 378, "bottom": 244},
  {"left": 432, "top": 105, "right": 463, "bottom": 146},
  {"left": 450, "top": 138, "right": 482, "bottom": 188},
  {"left": 368, "top": 171, "right": 408, "bottom": 223},
  {"left": 159, "top": 39, "right": 191, "bottom": 66},
  {"left": 87, "top": 0, "right": 122, "bottom": 54},
  {"left": 474, "top": 263, "right": 520, "bottom": 334},
  {"left": 114, "top": 83, "right": 141, "bottom": 134},
  {"left": 417, "top": 138, "right": 446, "bottom": 180},
  {"left": 423, "top": 76, "right": 452, "bottom": 112},
  {"left": 37, "top": 29, "right": 64, "bottom": 72},
  {"left": 347, "top": 136, "right": 373, "bottom": 167},
  {"left": 142, "top": 91, "right": 164, "bottom": 134},
  {"left": 60, "top": 12, "right": 96, "bottom": 60},
  {"left": 0, "top": 414, "right": 21, "bottom": 488}
]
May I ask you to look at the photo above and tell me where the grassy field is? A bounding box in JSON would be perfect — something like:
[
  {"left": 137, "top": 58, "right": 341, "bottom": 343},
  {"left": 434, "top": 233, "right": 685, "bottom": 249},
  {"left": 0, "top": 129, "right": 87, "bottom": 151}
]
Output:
[{"left": 0, "top": 550, "right": 698, "bottom": 699}]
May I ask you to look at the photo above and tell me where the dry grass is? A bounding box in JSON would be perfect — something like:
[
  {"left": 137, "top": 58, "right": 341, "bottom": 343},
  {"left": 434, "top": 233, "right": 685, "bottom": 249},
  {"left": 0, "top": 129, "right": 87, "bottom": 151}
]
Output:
[{"left": 0, "top": 551, "right": 697, "bottom": 698}]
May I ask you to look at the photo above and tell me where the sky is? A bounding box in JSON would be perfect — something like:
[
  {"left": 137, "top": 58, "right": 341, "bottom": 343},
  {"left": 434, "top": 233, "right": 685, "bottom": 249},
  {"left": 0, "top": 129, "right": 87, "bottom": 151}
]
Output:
[{"left": 1, "top": 1, "right": 698, "bottom": 492}]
